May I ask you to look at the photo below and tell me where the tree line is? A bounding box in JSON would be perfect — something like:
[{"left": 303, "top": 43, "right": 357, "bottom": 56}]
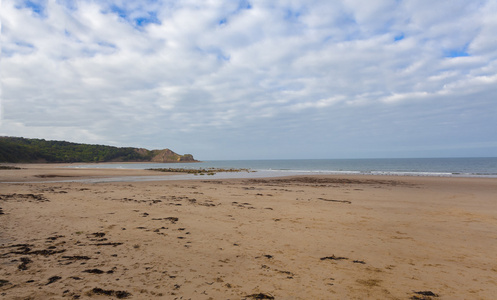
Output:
[{"left": 0, "top": 137, "right": 160, "bottom": 163}]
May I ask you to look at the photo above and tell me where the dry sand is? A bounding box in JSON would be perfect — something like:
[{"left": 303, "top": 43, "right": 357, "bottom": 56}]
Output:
[{"left": 1, "top": 165, "right": 496, "bottom": 299}]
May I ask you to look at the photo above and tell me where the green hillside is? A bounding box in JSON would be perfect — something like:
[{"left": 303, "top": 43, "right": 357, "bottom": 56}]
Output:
[{"left": 0, "top": 137, "right": 196, "bottom": 163}]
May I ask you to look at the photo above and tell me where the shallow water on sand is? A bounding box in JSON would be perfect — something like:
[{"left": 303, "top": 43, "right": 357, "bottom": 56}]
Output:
[{"left": 72, "top": 157, "right": 497, "bottom": 178}]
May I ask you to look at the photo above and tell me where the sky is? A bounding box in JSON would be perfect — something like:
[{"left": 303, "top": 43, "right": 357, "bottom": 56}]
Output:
[{"left": 1, "top": 0, "right": 496, "bottom": 160}]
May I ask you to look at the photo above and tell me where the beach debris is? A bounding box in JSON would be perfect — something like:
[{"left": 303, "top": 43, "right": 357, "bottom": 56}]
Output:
[
  {"left": 46, "top": 235, "right": 64, "bottom": 241},
  {"left": 0, "top": 193, "right": 49, "bottom": 202},
  {"left": 46, "top": 276, "right": 62, "bottom": 285},
  {"left": 413, "top": 291, "right": 438, "bottom": 296},
  {"left": 258, "top": 264, "right": 294, "bottom": 279},
  {"left": 91, "top": 242, "right": 123, "bottom": 247},
  {"left": 8, "top": 244, "right": 66, "bottom": 256},
  {"left": 278, "top": 270, "right": 294, "bottom": 278},
  {"left": 2, "top": 243, "right": 31, "bottom": 253},
  {"left": 35, "top": 174, "right": 74, "bottom": 178},
  {"left": 18, "top": 257, "right": 32, "bottom": 270},
  {"left": 231, "top": 202, "right": 255, "bottom": 209},
  {"left": 29, "top": 249, "right": 66, "bottom": 256},
  {"left": 245, "top": 177, "right": 410, "bottom": 187},
  {"left": 83, "top": 269, "right": 105, "bottom": 274},
  {"left": 0, "top": 279, "right": 11, "bottom": 287},
  {"left": 352, "top": 260, "right": 366, "bottom": 264},
  {"left": 90, "top": 287, "right": 131, "bottom": 298},
  {"left": 151, "top": 216, "right": 180, "bottom": 223},
  {"left": 165, "top": 217, "right": 179, "bottom": 223},
  {"left": 320, "top": 255, "right": 348, "bottom": 261},
  {"left": 244, "top": 293, "right": 275, "bottom": 299},
  {"left": 318, "top": 198, "right": 352, "bottom": 204},
  {"left": 61, "top": 255, "right": 91, "bottom": 261},
  {"left": 410, "top": 291, "right": 439, "bottom": 299}
]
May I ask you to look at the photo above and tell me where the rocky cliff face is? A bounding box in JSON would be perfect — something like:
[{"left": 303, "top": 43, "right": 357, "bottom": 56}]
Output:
[
  {"left": 178, "top": 154, "right": 195, "bottom": 162},
  {"left": 148, "top": 149, "right": 197, "bottom": 163}
]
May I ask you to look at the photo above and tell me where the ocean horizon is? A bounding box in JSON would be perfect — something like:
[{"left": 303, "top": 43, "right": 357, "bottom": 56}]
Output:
[{"left": 72, "top": 157, "right": 497, "bottom": 178}]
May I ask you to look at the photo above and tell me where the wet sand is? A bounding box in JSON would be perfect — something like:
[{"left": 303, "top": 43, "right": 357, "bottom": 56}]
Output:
[{"left": 1, "top": 165, "right": 496, "bottom": 299}]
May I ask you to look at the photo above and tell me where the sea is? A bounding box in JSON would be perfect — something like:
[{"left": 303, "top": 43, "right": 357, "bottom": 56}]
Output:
[{"left": 71, "top": 157, "right": 497, "bottom": 181}]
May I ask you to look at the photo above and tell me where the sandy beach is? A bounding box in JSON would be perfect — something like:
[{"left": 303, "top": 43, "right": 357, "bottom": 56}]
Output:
[{"left": 1, "top": 165, "right": 496, "bottom": 299}]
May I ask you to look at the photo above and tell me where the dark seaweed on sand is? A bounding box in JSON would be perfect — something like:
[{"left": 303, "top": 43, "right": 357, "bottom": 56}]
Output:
[
  {"left": 61, "top": 255, "right": 91, "bottom": 260},
  {"left": 91, "top": 287, "right": 131, "bottom": 298},
  {"left": 320, "top": 255, "right": 348, "bottom": 261},
  {"left": 410, "top": 290, "right": 439, "bottom": 299},
  {"left": 46, "top": 276, "right": 62, "bottom": 285},
  {"left": 244, "top": 293, "right": 275, "bottom": 299},
  {"left": 0, "top": 279, "right": 11, "bottom": 287},
  {"left": 18, "top": 257, "right": 32, "bottom": 270},
  {"left": 83, "top": 269, "right": 105, "bottom": 274}
]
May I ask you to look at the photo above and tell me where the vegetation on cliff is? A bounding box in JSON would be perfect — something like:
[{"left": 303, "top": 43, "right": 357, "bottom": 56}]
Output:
[{"left": 0, "top": 137, "right": 197, "bottom": 163}]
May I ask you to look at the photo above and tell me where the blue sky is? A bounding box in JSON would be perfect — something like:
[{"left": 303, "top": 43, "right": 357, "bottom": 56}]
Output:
[{"left": 1, "top": 0, "right": 496, "bottom": 160}]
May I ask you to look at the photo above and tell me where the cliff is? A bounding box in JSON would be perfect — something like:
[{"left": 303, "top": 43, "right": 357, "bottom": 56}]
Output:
[
  {"left": 149, "top": 149, "right": 196, "bottom": 163},
  {"left": 0, "top": 137, "right": 198, "bottom": 163}
]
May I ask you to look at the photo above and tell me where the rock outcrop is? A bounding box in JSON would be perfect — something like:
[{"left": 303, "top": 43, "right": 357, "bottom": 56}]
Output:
[{"left": 149, "top": 149, "right": 196, "bottom": 163}]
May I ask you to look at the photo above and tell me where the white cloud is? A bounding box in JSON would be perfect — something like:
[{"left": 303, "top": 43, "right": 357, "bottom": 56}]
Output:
[
  {"left": 1, "top": 0, "right": 496, "bottom": 158},
  {"left": 381, "top": 92, "right": 430, "bottom": 104}
]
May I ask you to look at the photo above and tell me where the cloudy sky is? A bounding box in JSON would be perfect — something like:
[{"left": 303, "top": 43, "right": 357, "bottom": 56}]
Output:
[{"left": 1, "top": 0, "right": 496, "bottom": 160}]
